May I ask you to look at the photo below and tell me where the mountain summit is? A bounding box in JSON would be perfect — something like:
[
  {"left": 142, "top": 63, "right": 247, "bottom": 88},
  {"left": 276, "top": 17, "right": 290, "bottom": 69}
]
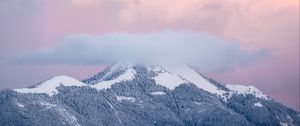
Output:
[{"left": 1, "top": 63, "right": 299, "bottom": 126}]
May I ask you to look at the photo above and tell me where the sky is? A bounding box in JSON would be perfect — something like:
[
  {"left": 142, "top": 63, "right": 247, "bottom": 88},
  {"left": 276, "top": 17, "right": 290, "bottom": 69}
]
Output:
[{"left": 0, "top": 0, "right": 299, "bottom": 111}]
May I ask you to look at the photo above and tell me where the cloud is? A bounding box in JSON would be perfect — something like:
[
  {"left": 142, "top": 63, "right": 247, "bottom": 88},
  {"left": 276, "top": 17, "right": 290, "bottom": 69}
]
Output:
[
  {"left": 71, "top": 0, "right": 97, "bottom": 7},
  {"left": 15, "top": 31, "right": 269, "bottom": 71}
]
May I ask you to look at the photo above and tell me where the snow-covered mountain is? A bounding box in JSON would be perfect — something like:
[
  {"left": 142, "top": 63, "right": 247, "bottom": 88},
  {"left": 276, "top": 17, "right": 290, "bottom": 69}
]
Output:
[{"left": 1, "top": 63, "right": 299, "bottom": 126}]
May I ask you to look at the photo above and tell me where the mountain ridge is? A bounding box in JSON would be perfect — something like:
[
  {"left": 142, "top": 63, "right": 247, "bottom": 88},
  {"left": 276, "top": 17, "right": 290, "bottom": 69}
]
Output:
[
  {"left": 1, "top": 63, "right": 299, "bottom": 126},
  {"left": 13, "top": 63, "right": 270, "bottom": 102}
]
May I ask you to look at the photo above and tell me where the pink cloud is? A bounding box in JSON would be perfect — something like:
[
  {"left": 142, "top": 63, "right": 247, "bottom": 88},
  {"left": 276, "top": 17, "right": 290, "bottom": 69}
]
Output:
[
  {"left": 0, "top": 0, "right": 298, "bottom": 110},
  {"left": 35, "top": 0, "right": 298, "bottom": 110},
  {"left": 36, "top": 0, "right": 299, "bottom": 52}
]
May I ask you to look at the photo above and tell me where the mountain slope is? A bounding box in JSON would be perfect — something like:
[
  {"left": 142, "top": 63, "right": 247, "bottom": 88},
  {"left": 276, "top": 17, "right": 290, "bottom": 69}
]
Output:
[{"left": 1, "top": 63, "right": 299, "bottom": 126}]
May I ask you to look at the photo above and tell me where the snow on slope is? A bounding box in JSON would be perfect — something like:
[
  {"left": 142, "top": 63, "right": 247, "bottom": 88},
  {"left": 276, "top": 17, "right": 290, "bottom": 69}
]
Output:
[
  {"left": 16, "top": 103, "right": 24, "bottom": 108},
  {"left": 150, "top": 91, "right": 166, "bottom": 95},
  {"left": 152, "top": 66, "right": 187, "bottom": 90},
  {"left": 91, "top": 65, "right": 136, "bottom": 90},
  {"left": 225, "top": 84, "right": 270, "bottom": 100},
  {"left": 13, "top": 63, "right": 136, "bottom": 96},
  {"left": 13, "top": 63, "right": 269, "bottom": 102},
  {"left": 99, "top": 62, "right": 129, "bottom": 81},
  {"left": 153, "top": 65, "right": 226, "bottom": 95},
  {"left": 116, "top": 95, "right": 135, "bottom": 102},
  {"left": 150, "top": 64, "right": 269, "bottom": 102},
  {"left": 14, "top": 75, "right": 86, "bottom": 96}
]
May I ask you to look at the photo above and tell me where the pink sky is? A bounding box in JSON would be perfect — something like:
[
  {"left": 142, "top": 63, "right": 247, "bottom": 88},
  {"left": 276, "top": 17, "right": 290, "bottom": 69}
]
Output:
[{"left": 0, "top": 0, "right": 299, "bottom": 110}]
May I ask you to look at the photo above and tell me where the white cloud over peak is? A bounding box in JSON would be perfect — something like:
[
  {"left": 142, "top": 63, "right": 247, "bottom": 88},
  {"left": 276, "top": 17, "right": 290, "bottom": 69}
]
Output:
[{"left": 15, "top": 31, "right": 269, "bottom": 72}]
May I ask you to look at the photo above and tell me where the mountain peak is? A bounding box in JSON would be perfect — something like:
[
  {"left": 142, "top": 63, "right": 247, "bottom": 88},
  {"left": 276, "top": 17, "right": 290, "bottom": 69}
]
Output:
[
  {"left": 14, "top": 75, "right": 86, "bottom": 96},
  {"left": 83, "top": 63, "right": 228, "bottom": 96}
]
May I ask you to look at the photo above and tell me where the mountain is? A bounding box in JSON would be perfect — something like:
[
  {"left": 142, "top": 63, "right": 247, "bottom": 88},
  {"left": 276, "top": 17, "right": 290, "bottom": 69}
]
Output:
[{"left": 0, "top": 62, "right": 299, "bottom": 126}]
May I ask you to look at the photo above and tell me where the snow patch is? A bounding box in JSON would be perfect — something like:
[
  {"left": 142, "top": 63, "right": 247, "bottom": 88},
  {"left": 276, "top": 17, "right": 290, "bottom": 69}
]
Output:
[
  {"left": 16, "top": 103, "right": 24, "bottom": 108},
  {"left": 153, "top": 71, "right": 186, "bottom": 90},
  {"left": 14, "top": 76, "right": 86, "bottom": 96},
  {"left": 254, "top": 102, "right": 263, "bottom": 107},
  {"left": 150, "top": 91, "right": 166, "bottom": 95},
  {"left": 116, "top": 96, "right": 135, "bottom": 102},
  {"left": 280, "top": 122, "right": 288, "bottom": 126},
  {"left": 225, "top": 84, "right": 270, "bottom": 100},
  {"left": 91, "top": 66, "right": 136, "bottom": 90},
  {"left": 185, "top": 108, "right": 191, "bottom": 111},
  {"left": 194, "top": 102, "right": 202, "bottom": 105},
  {"left": 40, "top": 101, "right": 57, "bottom": 109}
]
